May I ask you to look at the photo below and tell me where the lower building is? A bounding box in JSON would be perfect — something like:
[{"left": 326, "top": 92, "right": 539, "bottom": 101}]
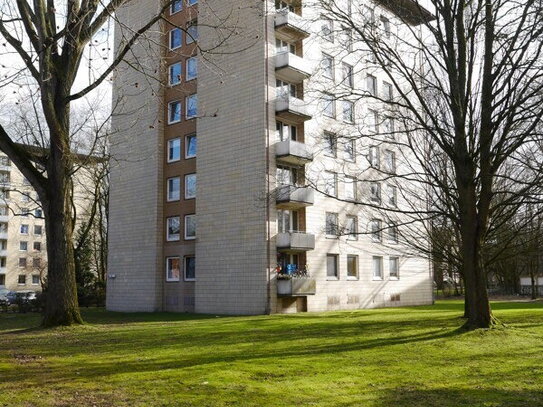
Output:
[{"left": 106, "top": 0, "right": 434, "bottom": 314}]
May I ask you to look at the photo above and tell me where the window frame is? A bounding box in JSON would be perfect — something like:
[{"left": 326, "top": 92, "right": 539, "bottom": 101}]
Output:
[
  {"left": 184, "top": 214, "right": 196, "bottom": 240},
  {"left": 166, "top": 256, "right": 181, "bottom": 282},
  {"left": 166, "top": 216, "right": 181, "bottom": 242},
  {"left": 347, "top": 254, "right": 359, "bottom": 280},
  {"left": 169, "top": 28, "right": 182, "bottom": 50},
  {"left": 185, "top": 134, "right": 197, "bottom": 159},
  {"left": 184, "top": 255, "right": 196, "bottom": 281},
  {"left": 167, "top": 177, "right": 181, "bottom": 202},
  {"left": 389, "top": 256, "right": 400, "bottom": 279},
  {"left": 372, "top": 256, "right": 383, "bottom": 280},
  {"left": 168, "top": 100, "right": 182, "bottom": 124},
  {"left": 325, "top": 212, "right": 339, "bottom": 238},
  {"left": 167, "top": 138, "right": 181, "bottom": 163},
  {"left": 185, "top": 173, "right": 197, "bottom": 199},
  {"left": 371, "top": 219, "right": 382, "bottom": 242},
  {"left": 346, "top": 215, "right": 358, "bottom": 240},
  {"left": 185, "top": 94, "right": 198, "bottom": 120},
  {"left": 186, "top": 57, "right": 198, "bottom": 81},
  {"left": 168, "top": 62, "right": 182, "bottom": 86},
  {"left": 326, "top": 253, "right": 339, "bottom": 280}
]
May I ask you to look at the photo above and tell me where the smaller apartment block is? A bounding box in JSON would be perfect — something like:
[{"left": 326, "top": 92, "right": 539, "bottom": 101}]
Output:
[
  {"left": 107, "top": 0, "right": 434, "bottom": 314},
  {"left": 0, "top": 154, "right": 46, "bottom": 292}
]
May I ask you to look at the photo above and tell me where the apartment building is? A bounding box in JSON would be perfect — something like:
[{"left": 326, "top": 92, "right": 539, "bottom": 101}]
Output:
[
  {"left": 107, "top": 0, "right": 434, "bottom": 314},
  {"left": 0, "top": 154, "right": 46, "bottom": 292}
]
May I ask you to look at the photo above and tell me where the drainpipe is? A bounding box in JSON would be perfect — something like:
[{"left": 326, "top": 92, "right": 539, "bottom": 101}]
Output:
[{"left": 264, "top": 0, "right": 272, "bottom": 315}]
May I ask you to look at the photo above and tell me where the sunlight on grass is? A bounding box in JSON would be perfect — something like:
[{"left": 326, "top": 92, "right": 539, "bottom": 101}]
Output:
[{"left": 1, "top": 301, "right": 542, "bottom": 407}]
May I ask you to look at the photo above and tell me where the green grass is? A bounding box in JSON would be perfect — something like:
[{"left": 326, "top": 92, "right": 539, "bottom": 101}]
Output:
[{"left": 1, "top": 301, "right": 543, "bottom": 407}]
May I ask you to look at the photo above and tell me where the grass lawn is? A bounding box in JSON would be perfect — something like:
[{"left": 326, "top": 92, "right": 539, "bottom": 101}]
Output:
[{"left": 1, "top": 301, "right": 543, "bottom": 407}]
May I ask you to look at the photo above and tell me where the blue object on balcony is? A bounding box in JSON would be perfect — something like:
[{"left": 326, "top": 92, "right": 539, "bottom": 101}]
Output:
[{"left": 286, "top": 264, "right": 297, "bottom": 275}]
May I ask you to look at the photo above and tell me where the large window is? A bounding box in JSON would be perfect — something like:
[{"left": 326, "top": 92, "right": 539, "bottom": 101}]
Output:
[
  {"left": 277, "top": 165, "right": 298, "bottom": 186},
  {"left": 324, "top": 132, "right": 337, "bottom": 157},
  {"left": 166, "top": 257, "right": 180, "bottom": 282},
  {"left": 389, "top": 257, "right": 400, "bottom": 279},
  {"left": 169, "top": 62, "right": 182, "bottom": 86},
  {"left": 371, "top": 219, "right": 382, "bottom": 242},
  {"left": 19, "top": 241, "right": 27, "bottom": 251},
  {"left": 166, "top": 217, "right": 180, "bottom": 241},
  {"left": 387, "top": 184, "right": 397, "bottom": 207},
  {"left": 345, "top": 176, "right": 357, "bottom": 201},
  {"left": 168, "top": 100, "right": 182, "bottom": 124},
  {"left": 186, "top": 57, "right": 198, "bottom": 80},
  {"left": 342, "top": 63, "right": 354, "bottom": 88},
  {"left": 186, "top": 20, "right": 198, "bottom": 44},
  {"left": 169, "top": 28, "right": 182, "bottom": 50},
  {"left": 324, "top": 171, "right": 337, "bottom": 197},
  {"left": 370, "top": 182, "right": 381, "bottom": 203},
  {"left": 171, "top": 0, "right": 182, "bottom": 13},
  {"left": 343, "top": 101, "right": 355, "bottom": 123},
  {"left": 373, "top": 256, "right": 383, "bottom": 279},
  {"left": 346, "top": 215, "right": 358, "bottom": 240},
  {"left": 369, "top": 146, "right": 380, "bottom": 168},
  {"left": 277, "top": 80, "right": 297, "bottom": 98},
  {"left": 167, "top": 177, "right": 181, "bottom": 201},
  {"left": 322, "top": 54, "right": 334, "bottom": 80},
  {"left": 277, "top": 121, "right": 297, "bottom": 142},
  {"left": 383, "top": 150, "right": 396, "bottom": 173},
  {"left": 186, "top": 94, "right": 198, "bottom": 119},
  {"left": 326, "top": 254, "right": 339, "bottom": 278},
  {"left": 347, "top": 255, "right": 358, "bottom": 279},
  {"left": 185, "top": 256, "right": 196, "bottom": 281},
  {"left": 168, "top": 138, "right": 181, "bottom": 163},
  {"left": 185, "top": 214, "right": 196, "bottom": 240},
  {"left": 325, "top": 212, "right": 339, "bottom": 237},
  {"left": 185, "top": 173, "right": 197, "bottom": 199},
  {"left": 322, "top": 93, "right": 335, "bottom": 118},
  {"left": 186, "top": 134, "right": 197, "bottom": 158}
]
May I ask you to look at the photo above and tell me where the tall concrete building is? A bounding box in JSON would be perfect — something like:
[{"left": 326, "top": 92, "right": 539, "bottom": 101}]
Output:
[
  {"left": 0, "top": 154, "right": 47, "bottom": 292},
  {"left": 107, "top": 0, "right": 434, "bottom": 314}
]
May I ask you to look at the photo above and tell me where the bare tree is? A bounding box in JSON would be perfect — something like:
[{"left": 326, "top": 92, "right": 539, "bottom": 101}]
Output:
[{"left": 310, "top": 0, "right": 543, "bottom": 328}]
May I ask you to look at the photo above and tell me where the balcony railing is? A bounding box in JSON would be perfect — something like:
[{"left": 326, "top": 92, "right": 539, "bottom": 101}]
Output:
[
  {"left": 277, "top": 277, "right": 316, "bottom": 296},
  {"left": 276, "top": 96, "right": 312, "bottom": 122},
  {"left": 276, "top": 231, "right": 315, "bottom": 252},
  {"left": 274, "top": 10, "right": 310, "bottom": 41},
  {"left": 275, "top": 139, "right": 313, "bottom": 165},
  {"left": 275, "top": 52, "right": 312, "bottom": 84},
  {"left": 276, "top": 185, "right": 314, "bottom": 209}
]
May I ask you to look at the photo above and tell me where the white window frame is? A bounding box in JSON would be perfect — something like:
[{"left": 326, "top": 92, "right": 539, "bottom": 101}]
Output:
[
  {"left": 371, "top": 219, "right": 382, "bottom": 242},
  {"left": 169, "top": 62, "right": 182, "bottom": 86},
  {"left": 322, "top": 93, "right": 336, "bottom": 118},
  {"left": 347, "top": 254, "right": 359, "bottom": 280},
  {"left": 169, "top": 28, "right": 182, "bottom": 50},
  {"left": 322, "top": 53, "right": 334, "bottom": 80},
  {"left": 326, "top": 253, "right": 339, "bottom": 279},
  {"left": 373, "top": 256, "right": 383, "bottom": 280},
  {"left": 186, "top": 94, "right": 198, "bottom": 119},
  {"left": 325, "top": 212, "right": 339, "bottom": 238},
  {"left": 389, "top": 256, "right": 400, "bottom": 279},
  {"left": 185, "top": 134, "right": 197, "bottom": 158},
  {"left": 343, "top": 100, "right": 355, "bottom": 123},
  {"left": 19, "top": 241, "right": 28, "bottom": 251},
  {"left": 346, "top": 215, "right": 358, "bottom": 240},
  {"left": 166, "top": 256, "right": 180, "bottom": 282},
  {"left": 370, "top": 182, "right": 381, "bottom": 203},
  {"left": 185, "top": 173, "right": 197, "bottom": 199},
  {"left": 20, "top": 224, "right": 29, "bottom": 235},
  {"left": 168, "top": 100, "right": 182, "bottom": 124},
  {"left": 324, "top": 171, "right": 338, "bottom": 197},
  {"left": 166, "top": 216, "right": 181, "bottom": 242},
  {"left": 31, "top": 274, "right": 40, "bottom": 285},
  {"left": 186, "top": 20, "right": 198, "bottom": 44},
  {"left": 186, "top": 57, "right": 197, "bottom": 81},
  {"left": 167, "top": 177, "right": 181, "bottom": 202},
  {"left": 167, "top": 138, "right": 181, "bottom": 163},
  {"left": 34, "top": 225, "right": 42, "bottom": 236},
  {"left": 344, "top": 176, "right": 357, "bottom": 201},
  {"left": 184, "top": 255, "right": 196, "bottom": 281},
  {"left": 184, "top": 214, "right": 196, "bottom": 240},
  {"left": 170, "top": 0, "right": 182, "bottom": 14}
]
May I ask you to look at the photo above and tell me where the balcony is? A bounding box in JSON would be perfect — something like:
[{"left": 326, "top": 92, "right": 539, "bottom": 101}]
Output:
[
  {"left": 0, "top": 165, "right": 10, "bottom": 172},
  {"left": 277, "top": 277, "right": 316, "bottom": 296},
  {"left": 277, "top": 231, "right": 315, "bottom": 252},
  {"left": 0, "top": 215, "right": 8, "bottom": 222},
  {"left": 275, "top": 139, "right": 313, "bottom": 165},
  {"left": 275, "top": 52, "right": 312, "bottom": 84},
  {"left": 375, "top": 0, "right": 435, "bottom": 25},
  {"left": 274, "top": 10, "right": 310, "bottom": 41},
  {"left": 0, "top": 250, "right": 6, "bottom": 257},
  {"left": 0, "top": 232, "right": 7, "bottom": 240},
  {"left": 276, "top": 185, "right": 314, "bottom": 209},
  {"left": 276, "top": 96, "right": 312, "bottom": 122}
]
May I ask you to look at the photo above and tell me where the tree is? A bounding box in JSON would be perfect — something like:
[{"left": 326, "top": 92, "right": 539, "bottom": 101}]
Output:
[
  {"left": 0, "top": 0, "right": 255, "bottom": 326},
  {"left": 313, "top": 0, "right": 543, "bottom": 328}
]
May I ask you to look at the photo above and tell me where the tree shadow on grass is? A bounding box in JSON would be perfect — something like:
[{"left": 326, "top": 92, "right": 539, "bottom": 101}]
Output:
[{"left": 378, "top": 387, "right": 543, "bottom": 407}]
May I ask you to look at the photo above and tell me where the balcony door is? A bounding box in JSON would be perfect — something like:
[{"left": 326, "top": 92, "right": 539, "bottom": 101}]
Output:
[
  {"left": 276, "top": 121, "right": 298, "bottom": 142},
  {"left": 277, "top": 165, "right": 299, "bottom": 186},
  {"left": 277, "top": 209, "right": 299, "bottom": 233},
  {"left": 276, "top": 80, "right": 297, "bottom": 99}
]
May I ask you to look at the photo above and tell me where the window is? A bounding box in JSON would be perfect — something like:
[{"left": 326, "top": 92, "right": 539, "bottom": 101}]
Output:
[
  {"left": 21, "top": 208, "right": 29, "bottom": 217},
  {"left": 367, "top": 75, "right": 377, "bottom": 96},
  {"left": 347, "top": 255, "right": 358, "bottom": 279},
  {"left": 343, "top": 101, "right": 355, "bottom": 123},
  {"left": 0, "top": 240, "right": 6, "bottom": 250},
  {"left": 20, "top": 193, "right": 29, "bottom": 202},
  {"left": 371, "top": 219, "right": 382, "bottom": 242},
  {"left": 186, "top": 20, "right": 198, "bottom": 44},
  {"left": 171, "top": 0, "right": 182, "bottom": 14},
  {"left": 368, "top": 110, "right": 378, "bottom": 132},
  {"left": 169, "top": 62, "right": 182, "bottom": 86},
  {"left": 383, "top": 81, "right": 393, "bottom": 101},
  {"left": 380, "top": 16, "right": 391, "bottom": 37},
  {"left": 188, "top": 0, "right": 198, "bottom": 5},
  {"left": 322, "top": 54, "right": 334, "bottom": 80},
  {"left": 166, "top": 257, "right": 180, "bottom": 282},
  {"left": 323, "top": 132, "right": 337, "bottom": 157},
  {"left": 169, "top": 28, "right": 182, "bottom": 50},
  {"left": 346, "top": 215, "right": 358, "bottom": 240},
  {"left": 322, "top": 19, "right": 334, "bottom": 42},
  {"left": 373, "top": 256, "right": 383, "bottom": 279},
  {"left": 383, "top": 150, "right": 396, "bottom": 173},
  {"left": 186, "top": 57, "right": 198, "bottom": 80},
  {"left": 344, "top": 176, "right": 357, "bottom": 201},
  {"left": 185, "top": 173, "right": 197, "bottom": 199},
  {"left": 185, "top": 214, "right": 196, "bottom": 240},
  {"left": 0, "top": 223, "right": 7, "bottom": 233},
  {"left": 167, "top": 177, "right": 181, "bottom": 201},
  {"left": 345, "top": 29, "right": 353, "bottom": 51},
  {"left": 325, "top": 212, "right": 339, "bottom": 237},
  {"left": 19, "top": 241, "right": 27, "bottom": 251},
  {"left": 324, "top": 171, "right": 338, "bottom": 197},
  {"left": 0, "top": 274, "right": 4, "bottom": 286},
  {"left": 186, "top": 94, "right": 198, "bottom": 119},
  {"left": 365, "top": 6, "right": 376, "bottom": 25},
  {"left": 33, "top": 258, "right": 40, "bottom": 268},
  {"left": 168, "top": 100, "right": 182, "bottom": 124},
  {"left": 326, "top": 254, "right": 339, "bottom": 278},
  {"left": 168, "top": 138, "right": 181, "bottom": 163},
  {"left": 275, "top": 0, "right": 294, "bottom": 11},
  {"left": 370, "top": 182, "right": 381, "bottom": 203},
  {"left": 18, "top": 274, "right": 26, "bottom": 284},
  {"left": 383, "top": 117, "right": 395, "bottom": 139},
  {"left": 0, "top": 189, "right": 9, "bottom": 200},
  {"left": 342, "top": 63, "right": 354, "bottom": 88},
  {"left": 277, "top": 80, "right": 297, "bottom": 98},
  {"left": 34, "top": 225, "right": 42, "bottom": 236},
  {"left": 322, "top": 93, "right": 335, "bottom": 118},
  {"left": 0, "top": 156, "right": 9, "bottom": 166},
  {"left": 277, "top": 209, "right": 298, "bottom": 233},
  {"left": 387, "top": 184, "right": 398, "bottom": 207},
  {"left": 389, "top": 257, "right": 400, "bottom": 279},
  {"left": 184, "top": 256, "right": 196, "bottom": 281},
  {"left": 33, "top": 241, "right": 41, "bottom": 251},
  {"left": 166, "top": 217, "right": 180, "bottom": 241},
  {"left": 345, "top": 139, "right": 355, "bottom": 162},
  {"left": 369, "top": 146, "right": 380, "bottom": 168},
  {"left": 276, "top": 121, "right": 297, "bottom": 141},
  {"left": 276, "top": 39, "right": 296, "bottom": 54},
  {"left": 32, "top": 274, "right": 40, "bottom": 285},
  {"left": 34, "top": 209, "right": 43, "bottom": 218},
  {"left": 277, "top": 165, "right": 298, "bottom": 186},
  {"left": 388, "top": 223, "right": 399, "bottom": 243},
  {"left": 186, "top": 134, "right": 197, "bottom": 158},
  {"left": 0, "top": 257, "right": 5, "bottom": 267},
  {"left": 19, "top": 258, "right": 27, "bottom": 268},
  {"left": 0, "top": 206, "right": 6, "bottom": 216},
  {"left": 20, "top": 224, "right": 29, "bottom": 234}
]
